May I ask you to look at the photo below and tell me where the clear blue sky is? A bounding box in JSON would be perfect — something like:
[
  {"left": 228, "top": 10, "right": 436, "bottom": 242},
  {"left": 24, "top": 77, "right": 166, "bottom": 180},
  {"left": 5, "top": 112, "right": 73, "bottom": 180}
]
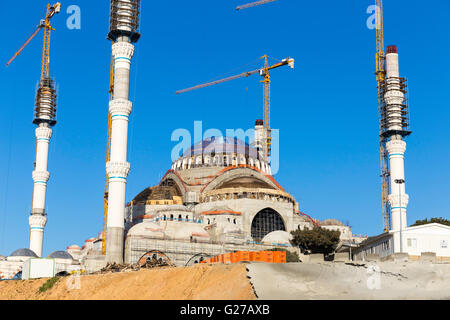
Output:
[{"left": 1, "top": 1, "right": 449, "bottom": 256}]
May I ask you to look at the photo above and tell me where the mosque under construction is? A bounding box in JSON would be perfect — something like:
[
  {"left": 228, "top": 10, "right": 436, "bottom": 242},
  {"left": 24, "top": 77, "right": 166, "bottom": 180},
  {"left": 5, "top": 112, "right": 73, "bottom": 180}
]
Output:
[{"left": 1, "top": 1, "right": 450, "bottom": 280}]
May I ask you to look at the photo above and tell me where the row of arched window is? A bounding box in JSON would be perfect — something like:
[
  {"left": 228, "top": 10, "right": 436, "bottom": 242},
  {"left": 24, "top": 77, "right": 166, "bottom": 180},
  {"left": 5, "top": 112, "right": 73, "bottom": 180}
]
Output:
[
  {"left": 154, "top": 214, "right": 238, "bottom": 225},
  {"left": 206, "top": 217, "right": 238, "bottom": 225},
  {"left": 160, "top": 214, "right": 192, "bottom": 222},
  {"left": 172, "top": 154, "right": 271, "bottom": 174}
]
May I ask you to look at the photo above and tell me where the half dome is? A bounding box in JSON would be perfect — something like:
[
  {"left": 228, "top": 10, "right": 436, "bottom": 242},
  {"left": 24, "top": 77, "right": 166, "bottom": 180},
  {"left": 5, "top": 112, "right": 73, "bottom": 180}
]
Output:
[
  {"left": 163, "top": 222, "right": 210, "bottom": 242},
  {"left": 127, "top": 221, "right": 165, "bottom": 238},
  {"left": 262, "top": 231, "right": 293, "bottom": 245}
]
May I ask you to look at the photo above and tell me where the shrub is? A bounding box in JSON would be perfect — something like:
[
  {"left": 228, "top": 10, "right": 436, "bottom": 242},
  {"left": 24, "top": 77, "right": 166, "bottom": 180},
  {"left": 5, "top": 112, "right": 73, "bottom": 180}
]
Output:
[
  {"left": 411, "top": 217, "right": 450, "bottom": 227},
  {"left": 267, "top": 248, "right": 299, "bottom": 262},
  {"left": 290, "top": 227, "right": 340, "bottom": 255},
  {"left": 38, "top": 276, "right": 59, "bottom": 293}
]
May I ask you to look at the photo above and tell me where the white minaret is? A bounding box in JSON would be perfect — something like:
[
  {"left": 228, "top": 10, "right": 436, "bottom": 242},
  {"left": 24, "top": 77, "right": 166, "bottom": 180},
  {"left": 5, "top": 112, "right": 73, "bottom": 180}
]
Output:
[
  {"left": 105, "top": 0, "right": 141, "bottom": 263},
  {"left": 384, "top": 45, "right": 411, "bottom": 252},
  {"left": 29, "top": 77, "right": 57, "bottom": 257}
]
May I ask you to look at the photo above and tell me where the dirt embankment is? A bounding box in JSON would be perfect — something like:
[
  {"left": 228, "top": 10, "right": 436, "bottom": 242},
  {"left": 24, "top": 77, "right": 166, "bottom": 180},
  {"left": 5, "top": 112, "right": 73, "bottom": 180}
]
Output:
[{"left": 0, "top": 264, "right": 256, "bottom": 300}]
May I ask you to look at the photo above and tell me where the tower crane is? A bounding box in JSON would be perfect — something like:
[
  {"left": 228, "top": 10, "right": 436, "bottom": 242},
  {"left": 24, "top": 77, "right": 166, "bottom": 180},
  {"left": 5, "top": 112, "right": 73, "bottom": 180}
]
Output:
[
  {"left": 374, "top": 0, "right": 391, "bottom": 232},
  {"left": 6, "top": 3, "right": 61, "bottom": 73},
  {"left": 236, "top": 0, "right": 278, "bottom": 10},
  {"left": 5, "top": 3, "right": 61, "bottom": 257},
  {"left": 176, "top": 55, "right": 294, "bottom": 163}
]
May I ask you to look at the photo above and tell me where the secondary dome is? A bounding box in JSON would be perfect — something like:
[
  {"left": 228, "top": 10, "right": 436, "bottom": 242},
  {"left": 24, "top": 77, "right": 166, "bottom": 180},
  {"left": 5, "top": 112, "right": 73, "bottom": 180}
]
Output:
[
  {"left": 163, "top": 223, "right": 210, "bottom": 242},
  {"left": 127, "top": 221, "right": 165, "bottom": 238},
  {"left": 9, "top": 248, "right": 38, "bottom": 258},
  {"left": 7, "top": 248, "right": 38, "bottom": 262},
  {"left": 132, "top": 184, "right": 182, "bottom": 205},
  {"left": 262, "top": 231, "right": 293, "bottom": 245},
  {"left": 48, "top": 251, "right": 74, "bottom": 260}
]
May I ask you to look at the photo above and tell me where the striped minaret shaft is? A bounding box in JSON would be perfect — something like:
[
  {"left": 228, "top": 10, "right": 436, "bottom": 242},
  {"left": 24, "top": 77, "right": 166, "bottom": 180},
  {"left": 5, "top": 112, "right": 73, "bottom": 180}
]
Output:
[{"left": 105, "top": 0, "right": 141, "bottom": 263}]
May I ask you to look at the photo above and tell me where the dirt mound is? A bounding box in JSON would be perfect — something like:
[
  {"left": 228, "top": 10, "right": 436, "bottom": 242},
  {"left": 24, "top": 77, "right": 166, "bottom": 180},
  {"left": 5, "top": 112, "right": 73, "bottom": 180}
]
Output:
[{"left": 0, "top": 264, "right": 255, "bottom": 300}]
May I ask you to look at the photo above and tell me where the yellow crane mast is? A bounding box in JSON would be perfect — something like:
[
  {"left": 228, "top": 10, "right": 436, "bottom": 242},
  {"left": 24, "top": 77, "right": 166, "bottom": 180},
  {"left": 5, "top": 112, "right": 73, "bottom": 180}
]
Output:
[
  {"left": 5, "top": 1, "right": 61, "bottom": 211},
  {"left": 261, "top": 56, "right": 272, "bottom": 161},
  {"left": 176, "top": 55, "right": 294, "bottom": 163},
  {"left": 102, "top": 53, "right": 115, "bottom": 255},
  {"left": 375, "top": 0, "right": 391, "bottom": 232}
]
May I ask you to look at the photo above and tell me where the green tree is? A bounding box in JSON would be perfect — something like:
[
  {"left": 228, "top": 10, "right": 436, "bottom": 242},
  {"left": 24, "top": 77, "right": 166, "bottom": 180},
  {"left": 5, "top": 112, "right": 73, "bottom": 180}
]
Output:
[
  {"left": 410, "top": 217, "right": 450, "bottom": 227},
  {"left": 290, "top": 227, "right": 341, "bottom": 255}
]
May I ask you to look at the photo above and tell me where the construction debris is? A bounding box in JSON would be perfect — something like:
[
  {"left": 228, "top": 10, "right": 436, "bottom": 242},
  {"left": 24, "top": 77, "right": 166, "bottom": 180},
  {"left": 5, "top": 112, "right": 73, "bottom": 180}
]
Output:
[{"left": 94, "top": 258, "right": 174, "bottom": 274}]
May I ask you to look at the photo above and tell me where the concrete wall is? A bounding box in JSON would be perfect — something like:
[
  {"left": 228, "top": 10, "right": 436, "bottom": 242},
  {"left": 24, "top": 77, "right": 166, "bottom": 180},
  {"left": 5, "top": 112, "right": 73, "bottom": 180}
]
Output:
[
  {"left": 124, "top": 236, "right": 293, "bottom": 266},
  {"left": 353, "top": 235, "right": 394, "bottom": 261},
  {"left": 0, "top": 260, "right": 23, "bottom": 279},
  {"left": 333, "top": 252, "right": 350, "bottom": 262},
  {"left": 194, "top": 198, "right": 295, "bottom": 237}
]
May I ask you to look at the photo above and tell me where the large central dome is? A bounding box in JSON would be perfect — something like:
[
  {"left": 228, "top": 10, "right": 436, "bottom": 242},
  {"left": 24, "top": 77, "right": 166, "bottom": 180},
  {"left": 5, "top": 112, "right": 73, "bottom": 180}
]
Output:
[
  {"left": 182, "top": 136, "right": 259, "bottom": 158},
  {"left": 172, "top": 136, "right": 270, "bottom": 175}
]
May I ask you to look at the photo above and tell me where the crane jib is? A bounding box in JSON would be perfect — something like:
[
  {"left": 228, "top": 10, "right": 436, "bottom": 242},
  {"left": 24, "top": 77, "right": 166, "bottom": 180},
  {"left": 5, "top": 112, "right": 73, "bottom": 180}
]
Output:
[{"left": 5, "top": 25, "right": 44, "bottom": 67}]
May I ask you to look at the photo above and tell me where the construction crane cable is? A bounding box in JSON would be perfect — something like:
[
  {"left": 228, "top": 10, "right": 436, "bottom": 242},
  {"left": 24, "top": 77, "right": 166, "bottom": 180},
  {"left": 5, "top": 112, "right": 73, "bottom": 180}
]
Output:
[
  {"left": 266, "top": 55, "right": 283, "bottom": 63},
  {"left": 201, "top": 57, "right": 262, "bottom": 84}
]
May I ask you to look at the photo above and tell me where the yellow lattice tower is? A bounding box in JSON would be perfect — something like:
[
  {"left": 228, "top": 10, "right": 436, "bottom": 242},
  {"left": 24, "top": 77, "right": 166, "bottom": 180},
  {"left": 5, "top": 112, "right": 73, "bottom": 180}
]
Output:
[
  {"left": 261, "top": 55, "right": 272, "bottom": 161},
  {"left": 375, "top": 0, "right": 391, "bottom": 232}
]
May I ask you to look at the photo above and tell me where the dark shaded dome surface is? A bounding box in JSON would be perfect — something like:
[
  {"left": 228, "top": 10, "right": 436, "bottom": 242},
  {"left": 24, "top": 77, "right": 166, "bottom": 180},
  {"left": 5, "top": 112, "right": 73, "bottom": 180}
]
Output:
[
  {"left": 10, "top": 248, "right": 38, "bottom": 258},
  {"left": 182, "top": 136, "right": 259, "bottom": 158},
  {"left": 48, "top": 251, "right": 74, "bottom": 260}
]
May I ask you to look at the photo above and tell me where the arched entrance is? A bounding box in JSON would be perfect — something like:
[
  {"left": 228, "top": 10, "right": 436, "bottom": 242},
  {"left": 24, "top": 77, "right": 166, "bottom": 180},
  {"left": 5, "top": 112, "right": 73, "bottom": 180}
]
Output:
[
  {"left": 251, "top": 208, "right": 286, "bottom": 242},
  {"left": 138, "top": 250, "right": 172, "bottom": 267},
  {"left": 185, "top": 253, "right": 212, "bottom": 266}
]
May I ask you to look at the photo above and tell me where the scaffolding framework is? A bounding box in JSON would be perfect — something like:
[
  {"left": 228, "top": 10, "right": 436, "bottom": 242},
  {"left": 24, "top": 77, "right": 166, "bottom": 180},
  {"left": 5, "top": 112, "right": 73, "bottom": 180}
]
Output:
[
  {"left": 250, "top": 208, "right": 286, "bottom": 242},
  {"left": 379, "top": 77, "right": 411, "bottom": 137}
]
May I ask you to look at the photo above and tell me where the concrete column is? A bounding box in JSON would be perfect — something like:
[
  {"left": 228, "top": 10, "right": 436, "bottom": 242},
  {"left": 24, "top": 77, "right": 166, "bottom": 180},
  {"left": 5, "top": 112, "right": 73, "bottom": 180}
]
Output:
[
  {"left": 253, "top": 119, "right": 265, "bottom": 159},
  {"left": 29, "top": 125, "right": 52, "bottom": 257},
  {"left": 385, "top": 46, "right": 409, "bottom": 253},
  {"left": 29, "top": 215, "right": 47, "bottom": 257},
  {"left": 105, "top": 41, "right": 134, "bottom": 263},
  {"left": 387, "top": 140, "right": 409, "bottom": 252}
]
